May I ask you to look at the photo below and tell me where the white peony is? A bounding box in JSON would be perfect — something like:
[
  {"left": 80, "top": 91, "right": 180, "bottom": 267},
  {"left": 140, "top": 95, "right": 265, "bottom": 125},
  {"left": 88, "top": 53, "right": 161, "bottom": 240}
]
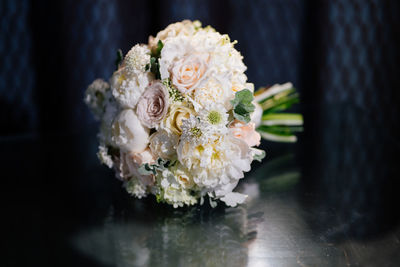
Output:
[
  {"left": 191, "top": 73, "right": 232, "bottom": 111},
  {"left": 111, "top": 109, "right": 150, "bottom": 153},
  {"left": 177, "top": 134, "right": 252, "bottom": 190}
]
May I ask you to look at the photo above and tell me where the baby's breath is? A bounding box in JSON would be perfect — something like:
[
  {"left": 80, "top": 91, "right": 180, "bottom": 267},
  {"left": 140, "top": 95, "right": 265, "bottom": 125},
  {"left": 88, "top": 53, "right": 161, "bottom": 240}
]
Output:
[{"left": 163, "top": 78, "right": 184, "bottom": 102}]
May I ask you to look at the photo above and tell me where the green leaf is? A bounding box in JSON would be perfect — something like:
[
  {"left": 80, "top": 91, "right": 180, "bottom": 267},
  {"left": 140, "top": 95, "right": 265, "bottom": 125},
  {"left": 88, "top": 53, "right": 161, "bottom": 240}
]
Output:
[
  {"left": 155, "top": 40, "right": 164, "bottom": 57},
  {"left": 231, "top": 89, "right": 254, "bottom": 106},
  {"left": 149, "top": 57, "right": 161, "bottom": 79},
  {"left": 257, "top": 125, "right": 303, "bottom": 136},
  {"left": 230, "top": 89, "right": 255, "bottom": 123},
  {"left": 138, "top": 158, "right": 174, "bottom": 176},
  {"left": 146, "top": 41, "right": 164, "bottom": 79},
  {"left": 138, "top": 163, "right": 156, "bottom": 175},
  {"left": 261, "top": 91, "right": 300, "bottom": 114},
  {"left": 114, "top": 49, "right": 123, "bottom": 70}
]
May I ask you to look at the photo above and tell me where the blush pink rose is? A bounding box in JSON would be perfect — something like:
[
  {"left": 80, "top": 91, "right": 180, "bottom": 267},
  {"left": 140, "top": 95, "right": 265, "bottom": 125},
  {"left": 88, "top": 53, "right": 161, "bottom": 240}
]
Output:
[
  {"left": 171, "top": 54, "right": 208, "bottom": 94},
  {"left": 136, "top": 81, "right": 169, "bottom": 128},
  {"left": 117, "top": 148, "right": 156, "bottom": 186},
  {"left": 229, "top": 121, "right": 261, "bottom": 147}
]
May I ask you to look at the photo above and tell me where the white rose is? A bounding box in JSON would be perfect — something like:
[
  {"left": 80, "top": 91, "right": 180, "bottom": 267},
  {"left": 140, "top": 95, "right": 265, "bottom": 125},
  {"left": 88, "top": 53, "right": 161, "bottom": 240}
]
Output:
[
  {"left": 149, "top": 130, "right": 179, "bottom": 159},
  {"left": 112, "top": 109, "right": 149, "bottom": 152},
  {"left": 177, "top": 135, "right": 252, "bottom": 189}
]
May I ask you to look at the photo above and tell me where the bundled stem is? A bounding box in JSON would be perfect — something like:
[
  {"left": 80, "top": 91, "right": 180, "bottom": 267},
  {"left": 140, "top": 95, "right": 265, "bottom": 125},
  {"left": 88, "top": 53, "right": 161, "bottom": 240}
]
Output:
[{"left": 255, "top": 83, "right": 303, "bottom": 143}]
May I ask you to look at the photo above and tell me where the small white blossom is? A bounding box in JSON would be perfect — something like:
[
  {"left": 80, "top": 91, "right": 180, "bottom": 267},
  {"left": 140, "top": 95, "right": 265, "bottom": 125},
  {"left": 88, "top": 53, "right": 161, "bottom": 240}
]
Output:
[
  {"left": 84, "top": 79, "right": 110, "bottom": 119},
  {"left": 125, "top": 178, "right": 147, "bottom": 199},
  {"left": 97, "top": 144, "right": 114, "bottom": 168}
]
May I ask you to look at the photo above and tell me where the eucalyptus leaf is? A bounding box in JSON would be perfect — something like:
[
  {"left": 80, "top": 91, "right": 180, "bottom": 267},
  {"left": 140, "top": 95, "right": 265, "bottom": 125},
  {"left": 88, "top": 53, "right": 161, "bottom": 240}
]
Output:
[
  {"left": 231, "top": 89, "right": 255, "bottom": 123},
  {"left": 252, "top": 148, "right": 266, "bottom": 162}
]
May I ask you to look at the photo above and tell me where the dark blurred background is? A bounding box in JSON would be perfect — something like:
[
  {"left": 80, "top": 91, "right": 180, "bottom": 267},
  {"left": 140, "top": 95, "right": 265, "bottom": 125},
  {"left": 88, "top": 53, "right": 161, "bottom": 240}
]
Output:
[{"left": 1, "top": 0, "right": 400, "bottom": 266}]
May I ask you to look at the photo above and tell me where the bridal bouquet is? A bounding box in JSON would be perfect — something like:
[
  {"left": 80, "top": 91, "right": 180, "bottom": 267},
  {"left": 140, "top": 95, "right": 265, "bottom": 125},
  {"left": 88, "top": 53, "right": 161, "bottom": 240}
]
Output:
[{"left": 85, "top": 20, "right": 302, "bottom": 208}]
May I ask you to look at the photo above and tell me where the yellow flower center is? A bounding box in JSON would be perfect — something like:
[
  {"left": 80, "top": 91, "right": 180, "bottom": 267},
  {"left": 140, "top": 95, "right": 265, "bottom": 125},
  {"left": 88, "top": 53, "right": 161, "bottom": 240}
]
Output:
[{"left": 207, "top": 111, "right": 222, "bottom": 125}]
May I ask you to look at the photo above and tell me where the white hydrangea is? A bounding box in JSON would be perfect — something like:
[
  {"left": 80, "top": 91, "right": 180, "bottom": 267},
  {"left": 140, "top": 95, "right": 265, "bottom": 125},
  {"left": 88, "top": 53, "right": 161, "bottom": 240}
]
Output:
[{"left": 123, "top": 44, "right": 151, "bottom": 74}]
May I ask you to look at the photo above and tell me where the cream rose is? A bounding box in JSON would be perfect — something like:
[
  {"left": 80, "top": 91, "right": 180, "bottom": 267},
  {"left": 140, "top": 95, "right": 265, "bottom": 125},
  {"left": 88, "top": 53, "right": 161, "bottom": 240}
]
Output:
[
  {"left": 229, "top": 121, "right": 261, "bottom": 147},
  {"left": 171, "top": 54, "right": 208, "bottom": 94},
  {"left": 112, "top": 109, "right": 150, "bottom": 152},
  {"left": 161, "top": 102, "right": 195, "bottom": 135},
  {"left": 136, "top": 81, "right": 169, "bottom": 128}
]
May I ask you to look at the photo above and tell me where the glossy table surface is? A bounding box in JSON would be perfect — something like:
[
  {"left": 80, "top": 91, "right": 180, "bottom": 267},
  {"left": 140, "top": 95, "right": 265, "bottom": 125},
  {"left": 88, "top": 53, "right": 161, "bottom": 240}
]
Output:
[{"left": 3, "top": 131, "right": 400, "bottom": 267}]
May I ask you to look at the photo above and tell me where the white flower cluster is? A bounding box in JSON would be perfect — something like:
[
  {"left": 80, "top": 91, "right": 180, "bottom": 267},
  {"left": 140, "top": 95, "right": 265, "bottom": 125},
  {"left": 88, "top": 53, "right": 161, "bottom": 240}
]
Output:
[{"left": 85, "top": 20, "right": 264, "bottom": 208}]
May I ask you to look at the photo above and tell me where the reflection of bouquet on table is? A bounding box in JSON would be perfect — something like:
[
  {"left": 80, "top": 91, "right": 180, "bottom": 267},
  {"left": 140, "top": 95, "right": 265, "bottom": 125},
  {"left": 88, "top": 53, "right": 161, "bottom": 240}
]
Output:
[{"left": 85, "top": 20, "right": 302, "bottom": 208}]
